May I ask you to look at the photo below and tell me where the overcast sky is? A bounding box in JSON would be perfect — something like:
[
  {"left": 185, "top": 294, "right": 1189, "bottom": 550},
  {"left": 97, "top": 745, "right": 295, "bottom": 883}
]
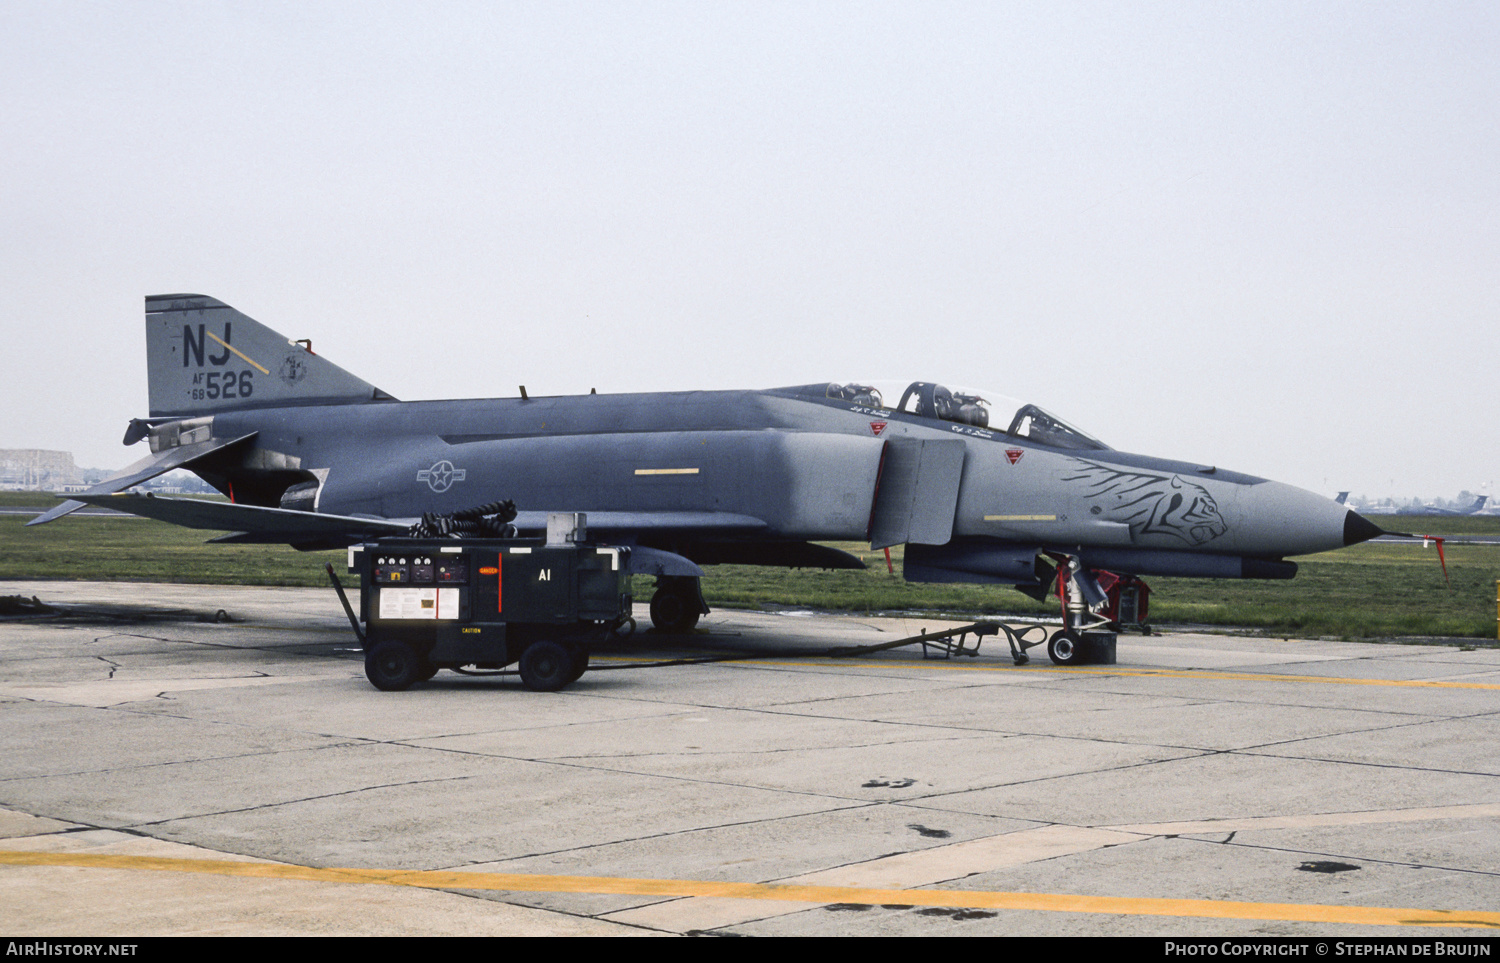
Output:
[{"left": 3, "top": 1, "right": 1495, "bottom": 501}]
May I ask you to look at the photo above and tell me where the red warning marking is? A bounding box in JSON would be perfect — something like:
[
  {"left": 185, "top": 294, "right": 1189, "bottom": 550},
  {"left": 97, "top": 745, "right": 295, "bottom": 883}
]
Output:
[
  {"left": 870, "top": 421, "right": 887, "bottom": 436},
  {"left": 1005, "top": 449, "right": 1024, "bottom": 465},
  {"left": 1422, "top": 535, "right": 1450, "bottom": 586}
]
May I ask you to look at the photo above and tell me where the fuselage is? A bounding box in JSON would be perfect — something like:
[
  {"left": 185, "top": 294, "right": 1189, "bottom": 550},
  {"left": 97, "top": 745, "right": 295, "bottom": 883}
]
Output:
[{"left": 201, "top": 381, "right": 1366, "bottom": 579}]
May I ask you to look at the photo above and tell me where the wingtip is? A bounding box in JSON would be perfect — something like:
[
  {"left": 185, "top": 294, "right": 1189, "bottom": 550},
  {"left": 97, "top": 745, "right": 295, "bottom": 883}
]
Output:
[{"left": 25, "top": 500, "right": 86, "bottom": 527}]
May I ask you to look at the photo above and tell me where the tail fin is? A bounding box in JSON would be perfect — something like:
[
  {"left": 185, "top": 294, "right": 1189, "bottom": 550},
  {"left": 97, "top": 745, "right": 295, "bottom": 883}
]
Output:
[{"left": 146, "top": 294, "right": 394, "bottom": 417}]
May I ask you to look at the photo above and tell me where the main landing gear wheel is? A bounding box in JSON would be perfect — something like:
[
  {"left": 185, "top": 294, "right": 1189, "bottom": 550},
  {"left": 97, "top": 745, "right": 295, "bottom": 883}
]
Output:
[
  {"left": 650, "top": 581, "right": 701, "bottom": 633},
  {"left": 518, "top": 640, "right": 574, "bottom": 692},
  {"left": 366, "top": 640, "right": 422, "bottom": 691},
  {"left": 1047, "top": 631, "right": 1084, "bottom": 666}
]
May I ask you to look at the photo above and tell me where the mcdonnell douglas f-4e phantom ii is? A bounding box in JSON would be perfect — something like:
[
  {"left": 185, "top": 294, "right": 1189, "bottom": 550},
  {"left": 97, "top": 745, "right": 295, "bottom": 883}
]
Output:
[{"left": 32, "top": 294, "right": 1384, "bottom": 658}]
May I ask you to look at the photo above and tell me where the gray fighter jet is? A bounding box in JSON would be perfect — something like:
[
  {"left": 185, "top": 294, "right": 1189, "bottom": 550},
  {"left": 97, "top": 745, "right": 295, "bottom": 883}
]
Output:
[{"left": 31, "top": 295, "right": 1382, "bottom": 649}]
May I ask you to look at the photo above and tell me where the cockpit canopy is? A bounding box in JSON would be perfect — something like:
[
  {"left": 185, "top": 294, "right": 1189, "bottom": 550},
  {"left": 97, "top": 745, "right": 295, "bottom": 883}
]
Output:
[{"left": 816, "top": 381, "right": 1109, "bottom": 451}]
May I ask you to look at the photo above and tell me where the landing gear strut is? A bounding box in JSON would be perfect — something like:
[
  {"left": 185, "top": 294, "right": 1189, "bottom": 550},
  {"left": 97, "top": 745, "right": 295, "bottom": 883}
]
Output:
[
  {"left": 650, "top": 575, "right": 707, "bottom": 633},
  {"left": 1044, "top": 554, "right": 1123, "bottom": 666}
]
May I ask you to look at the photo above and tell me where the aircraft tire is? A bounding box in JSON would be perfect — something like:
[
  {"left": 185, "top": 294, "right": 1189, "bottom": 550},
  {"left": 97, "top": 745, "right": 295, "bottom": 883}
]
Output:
[
  {"left": 519, "top": 640, "right": 573, "bottom": 692},
  {"left": 366, "top": 640, "right": 422, "bottom": 691},
  {"left": 1046, "top": 631, "right": 1083, "bottom": 666},
  {"left": 650, "top": 586, "right": 700, "bottom": 633}
]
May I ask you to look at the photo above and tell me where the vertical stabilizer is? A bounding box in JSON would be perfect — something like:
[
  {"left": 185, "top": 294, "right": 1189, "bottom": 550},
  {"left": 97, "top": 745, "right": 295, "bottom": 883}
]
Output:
[{"left": 145, "top": 294, "right": 393, "bottom": 417}]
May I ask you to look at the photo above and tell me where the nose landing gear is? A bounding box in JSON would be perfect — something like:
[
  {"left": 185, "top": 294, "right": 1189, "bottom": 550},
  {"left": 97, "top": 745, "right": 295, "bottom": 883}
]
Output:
[{"left": 1040, "top": 554, "right": 1143, "bottom": 666}]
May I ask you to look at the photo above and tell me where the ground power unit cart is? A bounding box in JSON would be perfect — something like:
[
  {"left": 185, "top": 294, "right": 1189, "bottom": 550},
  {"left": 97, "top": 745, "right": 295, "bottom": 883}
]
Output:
[{"left": 334, "top": 515, "right": 632, "bottom": 692}]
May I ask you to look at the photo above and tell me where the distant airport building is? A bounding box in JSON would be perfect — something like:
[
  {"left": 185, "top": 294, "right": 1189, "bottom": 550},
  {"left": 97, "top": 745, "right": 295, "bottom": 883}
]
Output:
[{"left": 0, "top": 449, "right": 83, "bottom": 491}]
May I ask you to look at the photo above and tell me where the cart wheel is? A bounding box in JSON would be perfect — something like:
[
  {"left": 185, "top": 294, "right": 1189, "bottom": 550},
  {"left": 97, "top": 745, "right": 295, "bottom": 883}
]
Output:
[
  {"left": 519, "top": 640, "right": 573, "bottom": 692},
  {"left": 416, "top": 658, "right": 439, "bottom": 682},
  {"left": 650, "top": 587, "right": 699, "bottom": 633},
  {"left": 1046, "top": 631, "right": 1084, "bottom": 666},
  {"left": 563, "top": 648, "right": 589, "bottom": 685},
  {"left": 366, "top": 640, "right": 422, "bottom": 691}
]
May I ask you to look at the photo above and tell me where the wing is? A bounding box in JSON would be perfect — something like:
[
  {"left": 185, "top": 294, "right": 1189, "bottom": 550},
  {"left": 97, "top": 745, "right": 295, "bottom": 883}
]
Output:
[
  {"left": 71, "top": 492, "right": 410, "bottom": 548},
  {"left": 27, "top": 433, "right": 258, "bottom": 527},
  {"left": 63, "top": 496, "right": 861, "bottom": 570}
]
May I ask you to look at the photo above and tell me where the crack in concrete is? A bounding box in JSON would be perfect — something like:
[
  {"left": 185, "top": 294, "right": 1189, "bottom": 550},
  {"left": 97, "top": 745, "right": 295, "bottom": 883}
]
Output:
[
  {"left": 0, "top": 739, "right": 371, "bottom": 785},
  {"left": 450, "top": 800, "right": 1044, "bottom": 875},
  {"left": 884, "top": 749, "right": 1221, "bottom": 805},
  {"left": 1197, "top": 836, "right": 1500, "bottom": 879},
  {"left": 129, "top": 775, "right": 476, "bottom": 827},
  {"left": 735, "top": 689, "right": 1464, "bottom": 755},
  {"left": 85, "top": 630, "right": 352, "bottom": 655},
  {"left": 376, "top": 741, "right": 899, "bottom": 804},
  {"left": 1235, "top": 746, "right": 1500, "bottom": 779},
  {"left": 1222, "top": 714, "right": 1472, "bottom": 754},
  {"left": 534, "top": 731, "right": 998, "bottom": 762},
  {"left": 445, "top": 801, "right": 887, "bottom": 867},
  {"left": 91, "top": 654, "right": 122, "bottom": 679}
]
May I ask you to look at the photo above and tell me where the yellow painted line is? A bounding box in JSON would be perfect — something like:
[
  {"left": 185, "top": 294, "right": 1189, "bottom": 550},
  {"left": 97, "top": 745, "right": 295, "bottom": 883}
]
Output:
[
  {"left": 634, "top": 468, "right": 700, "bottom": 475},
  {"left": 0, "top": 850, "right": 1492, "bottom": 929},
  {"left": 205, "top": 331, "right": 271, "bottom": 374},
  {"left": 1044, "top": 665, "right": 1500, "bottom": 691},
  {"left": 588, "top": 655, "right": 1500, "bottom": 690},
  {"left": 984, "top": 514, "right": 1057, "bottom": 522}
]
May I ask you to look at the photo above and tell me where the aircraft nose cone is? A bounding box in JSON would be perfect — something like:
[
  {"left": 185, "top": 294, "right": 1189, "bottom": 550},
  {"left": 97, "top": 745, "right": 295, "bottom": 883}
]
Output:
[
  {"left": 1343, "top": 510, "right": 1383, "bottom": 546},
  {"left": 1231, "top": 481, "right": 1361, "bottom": 557}
]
